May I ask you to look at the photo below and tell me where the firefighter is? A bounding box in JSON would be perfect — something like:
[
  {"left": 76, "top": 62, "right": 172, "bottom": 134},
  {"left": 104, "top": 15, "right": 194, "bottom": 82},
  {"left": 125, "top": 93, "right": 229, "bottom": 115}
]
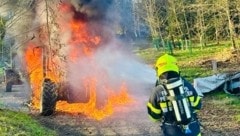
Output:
[{"left": 147, "top": 54, "right": 202, "bottom": 136}]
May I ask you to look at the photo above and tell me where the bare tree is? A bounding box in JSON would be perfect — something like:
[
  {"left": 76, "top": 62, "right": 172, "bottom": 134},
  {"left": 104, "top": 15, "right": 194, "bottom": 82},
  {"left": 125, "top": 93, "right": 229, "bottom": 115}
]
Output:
[
  {"left": 167, "top": 0, "right": 183, "bottom": 39},
  {"left": 215, "top": 0, "right": 237, "bottom": 48},
  {"left": 0, "top": 0, "right": 35, "bottom": 68},
  {"left": 190, "top": 0, "right": 208, "bottom": 48},
  {"left": 142, "top": 0, "right": 166, "bottom": 39},
  {"left": 132, "top": 0, "right": 142, "bottom": 38}
]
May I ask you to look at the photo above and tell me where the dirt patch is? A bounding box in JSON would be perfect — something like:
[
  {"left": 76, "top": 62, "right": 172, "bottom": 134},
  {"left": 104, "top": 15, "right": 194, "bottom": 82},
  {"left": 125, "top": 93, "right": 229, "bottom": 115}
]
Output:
[
  {"left": 199, "top": 96, "right": 240, "bottom": 136},
  {"left": 31, "top": 96, "right": 240, "bottom": 136},
  {"left": 1, "top": 80, "right": 240, "bottom": 135},
  {"left": 32, "top": 96, "right": 162, "bottom": 136},
  {"left": 199, "top": 48, "right": 240, "bottom": 73}
]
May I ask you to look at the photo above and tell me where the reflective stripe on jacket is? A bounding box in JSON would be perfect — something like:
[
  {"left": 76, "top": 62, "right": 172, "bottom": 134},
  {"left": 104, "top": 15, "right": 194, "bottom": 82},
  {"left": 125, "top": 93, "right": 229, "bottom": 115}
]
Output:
[{"left": 147, "top": 78, "right": 202, "bottom": 122}]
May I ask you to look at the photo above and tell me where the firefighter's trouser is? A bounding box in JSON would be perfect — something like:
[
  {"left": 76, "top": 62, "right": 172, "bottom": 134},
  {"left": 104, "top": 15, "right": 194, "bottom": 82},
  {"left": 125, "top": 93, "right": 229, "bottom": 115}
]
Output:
[{"left": 161, "top": 120, "right": 201, "bottom": 136}]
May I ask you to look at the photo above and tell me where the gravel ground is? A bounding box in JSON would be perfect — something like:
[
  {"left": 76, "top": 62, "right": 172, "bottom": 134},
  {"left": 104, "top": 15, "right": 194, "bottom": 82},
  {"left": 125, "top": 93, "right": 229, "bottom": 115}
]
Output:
[
  {"left": 33, "top": 96, "right": 163, "bottom": 136},
  {"left": 0, "top": 82, "right": 30, "bottom": 112},
  {"left": 1, "top": 84, "right": 240, "bottom": 136}
]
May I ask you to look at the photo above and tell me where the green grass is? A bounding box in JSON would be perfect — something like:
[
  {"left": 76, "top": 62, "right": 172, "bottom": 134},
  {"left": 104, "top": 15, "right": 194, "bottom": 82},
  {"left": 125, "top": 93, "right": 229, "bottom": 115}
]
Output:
[
  {"left": 135, "top": 42, "right": 231, "bottom": 81},
  {"left": 180, "top": 67, "right": 210, "bottom": 82},
  {"left": 135, "top": 42, "right": 229, "bottom": 64},
  {"left": 135, "top": 42, "right": 240, "bottom": 122},
  {"left": 235, "top": 114, "right": 240, "bottom": 123},
  {"left": 205, "top": 91, "right": 240, "bottom": 123},
  {"left": 0, "top": 109, "right": 57, "bottom": 136},
  {"left": 207, "top": 91, "right": 240, "bottom": 106}
]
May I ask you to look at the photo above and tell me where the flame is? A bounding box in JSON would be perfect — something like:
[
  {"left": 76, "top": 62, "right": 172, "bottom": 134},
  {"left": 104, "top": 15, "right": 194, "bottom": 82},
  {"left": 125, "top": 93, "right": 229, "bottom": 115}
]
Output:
[
  {"left": 24, "top": 43, "right": 43, "bottom": 108},
  {"left": 56, "top": 78, "right": 132, "bottom": 120},
  {"left": 24, "top": 43, "right": 62, "bottom": 108},
  {"left": 24, "top": 2, "right": 133, "bottom": 120}
]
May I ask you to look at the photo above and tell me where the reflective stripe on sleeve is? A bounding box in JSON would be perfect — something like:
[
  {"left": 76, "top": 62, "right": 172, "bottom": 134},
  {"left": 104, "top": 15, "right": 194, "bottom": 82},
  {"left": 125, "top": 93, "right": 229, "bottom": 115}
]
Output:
[
  {"left": 193, "top": 96, "right": 201, "bottom": 107},
  {"left": 193, "top": 110, "right": 200, "bottom": 113},
  {"left": 148, "top": 115, "right": 161, "bottom": 122},
  {"left": 189, "top": 96, "right": 194, "bottom": 102},
  {"left": 189, "top": 96, "right": 201, "bottom": 107},
  {"left": 147, "top": 102, "right": 161, "bottom": 114}
]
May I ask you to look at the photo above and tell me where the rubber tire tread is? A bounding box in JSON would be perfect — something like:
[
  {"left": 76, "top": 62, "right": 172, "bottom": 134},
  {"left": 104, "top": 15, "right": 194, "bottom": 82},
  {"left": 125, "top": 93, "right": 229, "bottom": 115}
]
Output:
[{"left": 40, "top": 78, "right": 58, "bottom": 116}]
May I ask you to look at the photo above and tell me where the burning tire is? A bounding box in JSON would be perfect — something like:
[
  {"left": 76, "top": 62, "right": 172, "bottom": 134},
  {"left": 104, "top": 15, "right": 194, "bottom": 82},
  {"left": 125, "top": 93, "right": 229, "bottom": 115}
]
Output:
[{"left": 40, "top": 78, "right": 58, "bottom": 116}]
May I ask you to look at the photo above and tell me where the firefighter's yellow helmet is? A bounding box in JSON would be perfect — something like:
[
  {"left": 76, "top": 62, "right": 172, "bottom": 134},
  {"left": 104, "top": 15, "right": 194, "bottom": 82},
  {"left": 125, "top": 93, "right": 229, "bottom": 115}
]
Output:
[{"left": 155, "top": 54, "right": 179, "bottom": 77}]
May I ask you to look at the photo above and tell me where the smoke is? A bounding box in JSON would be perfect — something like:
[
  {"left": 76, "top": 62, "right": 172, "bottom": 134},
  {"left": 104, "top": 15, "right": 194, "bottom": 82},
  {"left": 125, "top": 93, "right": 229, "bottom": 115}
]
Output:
[
  {"left": 69, "top": 0, "right": 112, "bottom": 20},
  {"left": 67, "top": 39, "right": 156, "bottom": 103},
  {"left": 61, "top": 0, "right": 156, "bottom": 103},
  {"left": 1, "top": 0, "right": 156, "bottom": 107},
  {"left": 95, "top": 43, "right": 156, "bottom": 94}
]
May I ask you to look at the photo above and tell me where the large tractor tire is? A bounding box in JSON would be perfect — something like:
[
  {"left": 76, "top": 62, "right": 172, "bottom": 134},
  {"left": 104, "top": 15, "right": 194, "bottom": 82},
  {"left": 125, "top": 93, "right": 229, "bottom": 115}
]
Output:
[{"left": 40, "top": 78, "right": 58, "bottom": 116}]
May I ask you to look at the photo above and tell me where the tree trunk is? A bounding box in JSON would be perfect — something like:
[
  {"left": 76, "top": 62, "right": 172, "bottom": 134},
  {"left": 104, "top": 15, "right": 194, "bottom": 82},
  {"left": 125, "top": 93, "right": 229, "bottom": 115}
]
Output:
[{"left": 226, "top": 9, "right": 236, "bottom": 49}]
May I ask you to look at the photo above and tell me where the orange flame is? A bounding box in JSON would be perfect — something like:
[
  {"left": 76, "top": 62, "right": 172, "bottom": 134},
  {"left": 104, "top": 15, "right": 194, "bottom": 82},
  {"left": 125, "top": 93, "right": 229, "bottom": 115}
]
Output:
[
  {"left": 56, "top": 78, "right": 132, "bottom": 120},
  {"left": 24, "top": 3, "right": 133, "bottom": 120},
  {"left": 24, "top": 44, "right": 43, "bottom": 108}
]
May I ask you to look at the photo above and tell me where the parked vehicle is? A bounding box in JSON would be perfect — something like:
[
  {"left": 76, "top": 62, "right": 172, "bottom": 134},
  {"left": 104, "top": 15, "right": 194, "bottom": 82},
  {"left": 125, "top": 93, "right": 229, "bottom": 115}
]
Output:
[{"left": 4, "top": 68, "right": 23, "bottom": 92}]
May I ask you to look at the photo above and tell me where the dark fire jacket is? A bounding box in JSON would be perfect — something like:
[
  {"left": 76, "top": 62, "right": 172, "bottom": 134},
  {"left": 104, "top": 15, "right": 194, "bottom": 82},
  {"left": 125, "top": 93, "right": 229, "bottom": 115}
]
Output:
[{"left": 147, "top": 78, "right": 202, "bottom": 123}]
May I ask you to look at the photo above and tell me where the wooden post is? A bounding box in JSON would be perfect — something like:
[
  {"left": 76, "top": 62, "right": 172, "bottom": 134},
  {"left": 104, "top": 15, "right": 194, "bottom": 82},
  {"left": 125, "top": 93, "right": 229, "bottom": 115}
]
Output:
[{"left": 212, "top": 60, "right": 217, "bottom": 73}]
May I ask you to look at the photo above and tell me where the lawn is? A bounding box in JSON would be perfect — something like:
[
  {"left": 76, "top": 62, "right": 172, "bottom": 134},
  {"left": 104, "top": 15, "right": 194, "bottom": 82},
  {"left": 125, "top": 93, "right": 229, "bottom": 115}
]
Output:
[
  {"left": 0, "top": 109, "right": 57, "bottom": 135},
  {"left": 135, "top": 41, "right": 240, "bottom": 127}
]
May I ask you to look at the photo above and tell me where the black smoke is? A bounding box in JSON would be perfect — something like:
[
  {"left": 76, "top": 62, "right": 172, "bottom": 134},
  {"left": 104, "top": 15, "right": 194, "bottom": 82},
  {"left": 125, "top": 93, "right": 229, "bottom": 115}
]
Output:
[{"left": 66, "top": 0, "right": 113, "bottom": 21}]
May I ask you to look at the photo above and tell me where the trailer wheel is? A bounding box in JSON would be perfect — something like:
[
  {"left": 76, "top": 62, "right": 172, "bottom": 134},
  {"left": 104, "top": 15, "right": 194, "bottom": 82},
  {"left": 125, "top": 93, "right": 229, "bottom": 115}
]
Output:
[{"left": 40, "top": 78, "right": 58, "bottom": 116}]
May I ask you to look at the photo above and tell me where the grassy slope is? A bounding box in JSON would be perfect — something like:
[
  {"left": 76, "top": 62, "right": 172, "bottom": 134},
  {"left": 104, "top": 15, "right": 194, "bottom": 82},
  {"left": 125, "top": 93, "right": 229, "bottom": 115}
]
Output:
[
  {"left": 135, "top": 43, "right": 240, "bottom": 124},
  {"left": 135, "top": 43, "right": 228, "bottom": 81},
  {"left": 0, "top": 109, "right": 57, "bottom": 136}
]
